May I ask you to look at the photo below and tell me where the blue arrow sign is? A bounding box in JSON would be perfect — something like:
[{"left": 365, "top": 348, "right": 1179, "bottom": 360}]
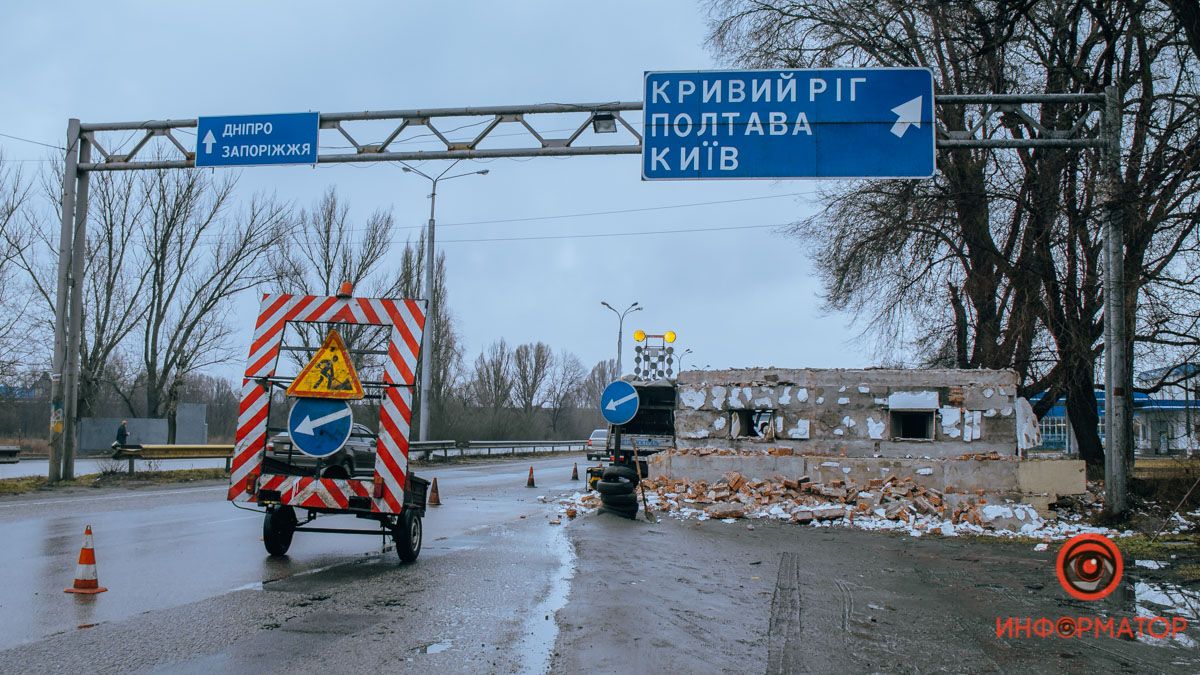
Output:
[
  {"left": 600, "top": 380, "right": 640, "bottom": 426},
  {"left": 642, "top": 68, "right": 935, "bottom": 180},
  {"left": 195, "top": 112, "right": 319, "bottom": 168},
  {"left": 287, "top": 398, "right": 353, "bottom": 458}
]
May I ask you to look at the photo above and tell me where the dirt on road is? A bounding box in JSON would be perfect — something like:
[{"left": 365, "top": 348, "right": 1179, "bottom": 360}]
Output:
[{"left": 552, "top": 514, "right": 1200, "bottom": 674}]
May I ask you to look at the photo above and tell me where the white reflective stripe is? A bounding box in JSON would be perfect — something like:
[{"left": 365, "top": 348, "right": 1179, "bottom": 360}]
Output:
[
  {"left": 394, "top": 300, "right": 426, "bottom": 351},
  {"left": 75, "top": 564, "right": 97, "bottom": 580},
  {"left": 344, "top": 297, "right": 369, "bottom": 324},
  {"left": 246, "top": 295, "right": 304, "bottom": 374},
  {"left": 385, "top": 329, "right": 405, "bottom": 384}
]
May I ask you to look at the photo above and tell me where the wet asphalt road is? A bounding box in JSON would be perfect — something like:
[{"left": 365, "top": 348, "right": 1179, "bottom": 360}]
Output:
[{"left": 0, "top": 454, "right": 588, "bottom": 666}]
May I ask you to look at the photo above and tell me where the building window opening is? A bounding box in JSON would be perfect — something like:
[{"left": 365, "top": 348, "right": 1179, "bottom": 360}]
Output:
[
  {"left": 891, "top": 411, "right": 934, "bottom": 440},
  {"left": 732, "top": 409, "right": 775, "bottom": 439}
]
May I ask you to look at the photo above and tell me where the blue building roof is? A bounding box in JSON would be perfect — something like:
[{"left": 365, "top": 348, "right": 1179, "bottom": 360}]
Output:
[{"left": 1033, "top": 391, "right": 1198, "bottom": 418}]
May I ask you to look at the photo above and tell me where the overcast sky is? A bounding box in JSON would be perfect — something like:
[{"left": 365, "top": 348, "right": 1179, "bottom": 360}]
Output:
[{"left": 0, "top": 1, "right": 873, "bottom": 379}]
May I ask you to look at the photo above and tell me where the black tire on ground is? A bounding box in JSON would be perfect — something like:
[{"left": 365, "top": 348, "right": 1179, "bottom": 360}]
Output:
[
  {"left": 602, "top": 465, "right": 639, "bottom": 485},
  {"left": 599, "top": 504, "right": 638, "bottom": 520},
  {"left": 263, "top": 506, "right": 297, "bottom": 556},
  {"left": 394, "top": 510, "right": 422, "bottom": 563},
  {"left": 600, "top": 492, "right": 639, "bottom": 509},
  {"left": 594, "top": 479, "right": 635, "bottom": 496}
]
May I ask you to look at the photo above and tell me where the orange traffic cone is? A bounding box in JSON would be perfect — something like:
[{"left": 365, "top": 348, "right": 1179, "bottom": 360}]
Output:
[
  {"left": 570, "top": 463, "right": 579, "bottom": 481},
  {"left": 429, "top": 477, "right": 442, "bottom": 506},
  {"left": 526, "top": 466, "right": 536, "bottom": 488},
  {"left": 65, "top": 525, "right": 107, "bottom": 594}
]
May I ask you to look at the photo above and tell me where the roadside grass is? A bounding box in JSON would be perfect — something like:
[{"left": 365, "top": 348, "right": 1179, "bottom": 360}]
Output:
[
  {"left": 0, "top": 468, "right": 228, "bottom": 497},
  {"left": 1117, "top": 533, "right": 1200, "bottom": 560}
]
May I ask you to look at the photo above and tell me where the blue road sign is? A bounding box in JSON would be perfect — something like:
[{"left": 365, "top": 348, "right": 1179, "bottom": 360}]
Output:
[
  {"left": 287, "top": 398, "right": 353, "bottom": 458},
  {"left": 601, "top": 380, "right": 640, "bottom": 426},
  {"left": 195, "top": 112, "right": 319, "bottom": 168},
  {"left": 642, "top": 68, "right": 935, "bottom": 180}
]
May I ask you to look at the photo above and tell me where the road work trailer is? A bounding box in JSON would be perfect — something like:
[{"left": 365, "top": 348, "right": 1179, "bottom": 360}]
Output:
[{"left": 227, "top": 287, "right": 431, "bottom": 562}]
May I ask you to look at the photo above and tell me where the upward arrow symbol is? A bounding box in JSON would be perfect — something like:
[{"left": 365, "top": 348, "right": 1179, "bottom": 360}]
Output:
[
  {"left": 202, "top": 130, "right": 216, "bottom": 154},
  {"left": 889, "top": 96, "right": 924, "bottom": 138}
]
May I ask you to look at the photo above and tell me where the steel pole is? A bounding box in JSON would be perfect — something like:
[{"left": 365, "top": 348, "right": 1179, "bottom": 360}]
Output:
[
  {"left": 1102, "top": 85, "right": 1129, "bottom": 515},
  {"left": 48, "top": 120, "right": 80, "bottom": 483},
  {"left": 61, "top": 136, "right": 91, "bottom": 481},
  {"left": 418, "top": 182, "right": 437, "bottom": 443},
  {"left": 616, "top": 314, "right": 624, "bottom": 376}
]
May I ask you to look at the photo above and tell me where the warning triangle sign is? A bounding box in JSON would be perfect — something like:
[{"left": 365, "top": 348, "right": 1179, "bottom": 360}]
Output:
[{"left": 287, "top": 329, "right": 365, "bottom": 400}]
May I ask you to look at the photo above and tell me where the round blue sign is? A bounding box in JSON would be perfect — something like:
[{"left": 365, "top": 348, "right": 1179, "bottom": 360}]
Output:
[
  {"left": 600, "top": 380, "right": 639, "bottom": 426},
  {"left": 287, "top": 398, "right": 353, "bottom": 458}
]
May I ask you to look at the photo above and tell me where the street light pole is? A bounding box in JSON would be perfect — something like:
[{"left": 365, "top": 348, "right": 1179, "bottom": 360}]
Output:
[
  {"left": 601, "top": 301, "right": 641, "bottom": 376},
  {"left": 402, "top": 161, "right": 488, "bottom": 442},
  {"left": 679, "top": 348, "right": 694, "bottom": 373}
]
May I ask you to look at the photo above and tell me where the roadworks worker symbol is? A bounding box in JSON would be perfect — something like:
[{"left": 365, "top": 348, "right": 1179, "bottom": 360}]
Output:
[{"left": 286, "top": 329, "right": 364, "bottom": 400}]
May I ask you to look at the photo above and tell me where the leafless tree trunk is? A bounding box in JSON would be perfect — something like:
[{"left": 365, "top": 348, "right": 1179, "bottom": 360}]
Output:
[
  {"left": 581, "top": 358, "right": 618, "bottom": 414},
  {"left": 706, "top": 0, "right": 1200, "bottom": 466},
  {"left": 0, "top": 155, "right": 35, "bottom": 381},
  {"left": 140, "top": 169, "right": 290, "bottom": 441},
  {"left": 512, "top": 342, "right": 553, "bottom": 423},
  {"left": 466, "top": 339, "right": 514, "bottom": 438},
  {"left": 546, "top": 350, "right": 586, "bottom": 435}
]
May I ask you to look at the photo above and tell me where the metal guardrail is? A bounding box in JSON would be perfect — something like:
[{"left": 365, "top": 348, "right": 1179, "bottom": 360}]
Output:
[
  {"left": 108, "top": 439, "right": 586, "bottom": 471},
  {"left": 112, "top": 444, "right": 235, "bottom": 474},
  {"left": 0, "top": 445, "right": 19, "bottom": 464},
  {"left": 419, "top": 440, "right": 588, "bottom": 461}
]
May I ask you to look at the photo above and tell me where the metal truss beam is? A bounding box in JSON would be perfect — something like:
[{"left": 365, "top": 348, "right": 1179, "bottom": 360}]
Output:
[{"left": 76, "top": 94, "right": 1106, "bottom": 172}]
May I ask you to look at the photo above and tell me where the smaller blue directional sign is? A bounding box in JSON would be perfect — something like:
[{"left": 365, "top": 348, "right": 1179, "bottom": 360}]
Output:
[
  {"left": 287, "top": 398, "right": 353, "bottom": 458},
  {"left": 601, "top": 380, "right": 640, "bottom": 426},
  {"left": 195, "top": 112, "right": 319, "bottom": 168},
  {"left": 642, "top": 68, "right": 935, "bottom": 180}
]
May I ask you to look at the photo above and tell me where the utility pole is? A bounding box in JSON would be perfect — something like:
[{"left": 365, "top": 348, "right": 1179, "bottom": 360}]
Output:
[
  {"left": 1102, "top": 85, "right": 1130, "bottom": 516},
  {"left": 47, "top": 119, "right": 80, "bottom": 482},
  {"left": 601, "top": 301, "right": 641, "bottom": 376},
  {"left": 402, "top": 162, "right": 488, "bottom": 442}
]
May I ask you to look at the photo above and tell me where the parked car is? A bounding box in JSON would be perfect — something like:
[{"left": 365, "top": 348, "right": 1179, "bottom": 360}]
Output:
[
  {"left": 586, "top": 428, "right": 608, "bottom": 461},
  {"left": 263, "top": 422, "right": 377, "bottom": 478}
]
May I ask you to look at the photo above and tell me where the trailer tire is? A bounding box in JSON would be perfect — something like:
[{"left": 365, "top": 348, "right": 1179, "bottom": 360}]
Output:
[
  {"left": 602, "top": 465, "right": 639, "bottom": 485},
  {"left": 263, "top": 506, "right": 297, "bottom": 556},
  {"left": 394, "top": 510, "right": 422, "bottom": 563},
  {"left": 594, "top": 478, "right": 634, "bottom": 496}
]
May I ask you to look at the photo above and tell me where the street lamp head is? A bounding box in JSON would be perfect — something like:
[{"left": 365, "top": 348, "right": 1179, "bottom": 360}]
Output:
[
  {"left": 477, "top": 169, "right": 490, "bottom": 175},
  {"left": 601, "top": 301, "right": 614, "bottom": 310},
  {"left": 402, "top": 167, "right": 412, "bottom": 173}
]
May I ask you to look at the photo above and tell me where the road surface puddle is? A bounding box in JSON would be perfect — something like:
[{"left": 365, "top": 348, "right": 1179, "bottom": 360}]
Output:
[{"left": 517, "top": 524, "right": 576, "bottom": 674}]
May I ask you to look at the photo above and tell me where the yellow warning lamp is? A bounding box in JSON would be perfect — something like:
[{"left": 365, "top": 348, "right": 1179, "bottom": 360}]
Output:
[
  {"left": 664, "top": 330, "right": 677, "bottom": 343},
  {"left": 633, "top": 329, "right": 647, "bottom": 342}
]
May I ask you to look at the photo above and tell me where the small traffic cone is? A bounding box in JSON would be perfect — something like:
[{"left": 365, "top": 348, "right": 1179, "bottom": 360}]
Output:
[
  {"left": 429, "top": 477, "right": 442, "bottom": 506},
  {"left": 65, "top": 525, "right": 107, "bottom": 594},
  {"left": 570, "top": 463, "right": 579, "bottom": 481},
  {"left": 526, "top": 466, "right": 536, "bottom": 488}
]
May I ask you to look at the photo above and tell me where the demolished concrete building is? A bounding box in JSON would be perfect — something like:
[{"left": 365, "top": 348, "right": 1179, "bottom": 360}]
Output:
[{"left": 648, "top": 368, "right": 1086, "bottom": 517}]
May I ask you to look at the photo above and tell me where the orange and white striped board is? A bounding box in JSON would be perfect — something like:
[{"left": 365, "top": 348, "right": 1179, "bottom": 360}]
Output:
[{"left": 228, "top": 293, "right": 426, "bottom": 514}]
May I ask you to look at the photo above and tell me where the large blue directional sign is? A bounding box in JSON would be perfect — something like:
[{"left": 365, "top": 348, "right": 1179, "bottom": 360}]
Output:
[
  {"left": 642, "top": 68, "right": 935, "bottom": 180},
  {"left": 601, "top": 380, "right": 640, "bottom": 426},
  {"left": 195, "top": 112, "right": 319, "bottom": 168},
  {"left": 287, "top": 398, "right": 353, "bottom": 458}
]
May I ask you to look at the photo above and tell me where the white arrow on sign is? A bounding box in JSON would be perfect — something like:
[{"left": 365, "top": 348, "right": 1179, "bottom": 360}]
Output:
[
  {"left": 201, "top": 130, "right": 217, "bottom": 154},
  {"left": 889, "top": 96, "right": 923, "bottom": 138},
  {"left": 605, "top": 391, "right": 638, "bottom": 411},
  {"left": 294, "top": 406, "right": 352, "bottom": 436}
]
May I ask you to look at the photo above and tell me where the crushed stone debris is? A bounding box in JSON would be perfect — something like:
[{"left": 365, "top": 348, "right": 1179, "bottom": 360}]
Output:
[{"left": 554, "top": 472, "right": 1198, "bottom": 541}]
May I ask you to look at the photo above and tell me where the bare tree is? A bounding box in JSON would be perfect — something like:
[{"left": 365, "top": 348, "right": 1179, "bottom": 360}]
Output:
[
  {"left": 581, "top": 358, "right": 618, "bottom": 413},
  {"left": 466, "top": 339, "right": 514, "bottom": 437},
  {"left": 706, "top": 0, "right": 1200, "bottom": 466},
  {"left": 0, "top": 155, "right": 35, "bottom": 380},
  {"left": 139, "top": 168, "right": 290, "bottom": 441},
  {"left": 546, "top": 350, "right": 586, "bottom": 435},
  {"left": 512, "top": 341, "right": 553, "bottom": 423}
]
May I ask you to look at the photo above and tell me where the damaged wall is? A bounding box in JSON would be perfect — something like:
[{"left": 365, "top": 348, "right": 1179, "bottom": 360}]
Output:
[{"left": 675, "top": 368, "right": 1028, "bottom": 459}]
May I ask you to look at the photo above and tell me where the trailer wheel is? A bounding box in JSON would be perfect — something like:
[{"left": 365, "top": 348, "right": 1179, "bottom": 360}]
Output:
[
  {"left": 394, "top": 510, "right": 422, "bottom": 563},
  {"left": 263, "top": 506, "right": 297, "bottom": 556}
]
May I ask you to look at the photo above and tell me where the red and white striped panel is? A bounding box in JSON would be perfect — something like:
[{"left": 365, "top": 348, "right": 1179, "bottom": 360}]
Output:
[
  {"left": 256, "top": 474, "right": 372, "bottom": 510},
  {"left": 228, "top": 293, "right": 426, "bottom": 514}
]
